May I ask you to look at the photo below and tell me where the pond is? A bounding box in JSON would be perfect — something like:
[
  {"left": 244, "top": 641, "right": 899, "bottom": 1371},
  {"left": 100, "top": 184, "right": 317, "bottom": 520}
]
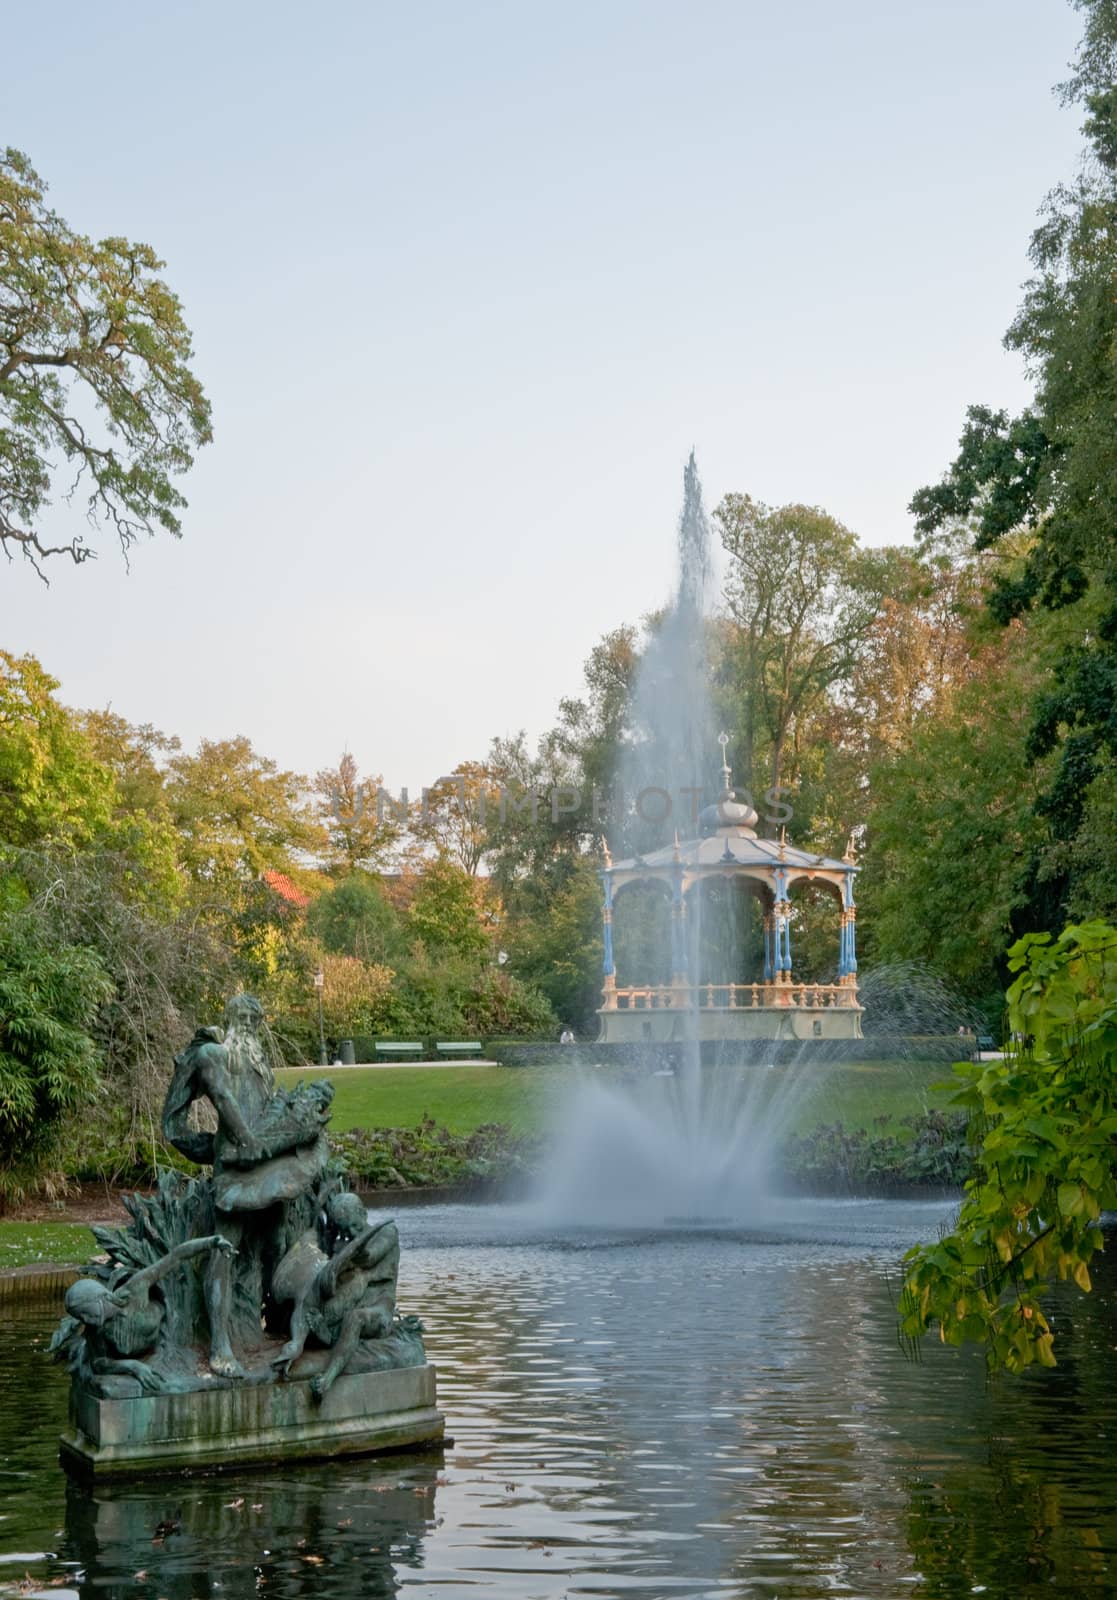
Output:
[{"left": 1, "top": 1198, "right": 1115, "bottom": 1599}]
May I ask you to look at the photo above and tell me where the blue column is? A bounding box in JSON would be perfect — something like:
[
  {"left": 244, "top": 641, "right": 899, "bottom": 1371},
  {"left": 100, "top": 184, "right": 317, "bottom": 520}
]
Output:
[
  {"left": 670, "top": 871, "right": 687, "bottom": 979},
  {"left": 763, "top": 914, "right": 773, "bottom": 981},
  {"left": 602, "top": 873, "right": 615, "bottom": 979},
  {"left": 846, "top": 911, "right": 857, "bottom": 975},
  {"left": 774, "top": 903, "right": 791, "bottom": 974}
]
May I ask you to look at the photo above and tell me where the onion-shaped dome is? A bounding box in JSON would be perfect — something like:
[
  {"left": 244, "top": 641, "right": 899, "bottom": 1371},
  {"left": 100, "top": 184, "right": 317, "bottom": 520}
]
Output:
[
  {"left": 699, "top": 787, "right": 759, "bottom": 835},
  {"left": 699, "top": 733, "right": 758, "bottom": 834}
]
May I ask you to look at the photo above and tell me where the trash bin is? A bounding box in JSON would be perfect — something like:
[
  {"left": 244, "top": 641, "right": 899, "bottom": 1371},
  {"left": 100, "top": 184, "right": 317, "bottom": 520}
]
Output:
[{"left": 339, "top": 1039, "right": 356, "bottom": 1065}]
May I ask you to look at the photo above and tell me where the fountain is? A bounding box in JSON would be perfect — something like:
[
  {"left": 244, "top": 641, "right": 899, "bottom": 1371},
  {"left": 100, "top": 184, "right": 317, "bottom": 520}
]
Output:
[
  {"left": 599, "top": 457, "right": 861, "bottom": 1045},
  {"left": 539, "top": 456, "right": 864, "bottom": 1227}
]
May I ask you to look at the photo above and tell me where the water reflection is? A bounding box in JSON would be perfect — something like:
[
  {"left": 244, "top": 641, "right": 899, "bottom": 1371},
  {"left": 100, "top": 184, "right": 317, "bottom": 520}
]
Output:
[
  {"left": 60, "top": 1457, "right": 439, "bottom": 1600},
  {"left": 2, "top": 1200, "right": 1115, "bottom": 1599}
]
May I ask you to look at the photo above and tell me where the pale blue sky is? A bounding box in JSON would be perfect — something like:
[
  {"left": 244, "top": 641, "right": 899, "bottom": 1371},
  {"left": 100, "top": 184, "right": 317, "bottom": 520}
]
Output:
[{"left": 2, "top": 0, "right": 1084, "bottom": 788}]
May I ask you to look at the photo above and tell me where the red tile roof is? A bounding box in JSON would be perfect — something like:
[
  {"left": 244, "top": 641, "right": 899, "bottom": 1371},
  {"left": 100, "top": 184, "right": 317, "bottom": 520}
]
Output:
[{"left": 262, "top": 869, "right": 310, "bottom": 909}]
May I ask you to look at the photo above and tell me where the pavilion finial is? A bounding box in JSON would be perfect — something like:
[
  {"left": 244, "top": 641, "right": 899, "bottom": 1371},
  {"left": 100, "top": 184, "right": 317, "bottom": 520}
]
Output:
[
  {"left": 602, "top": 839, "right": 613, "bottom": 870},
  {"left": 778, "top": 825, "right": 787, "bottom": 861},
  {"left": 843, "top": 830, "right": 858, "bottom": 865},
  {"left": 717, "top": 730, "right": 731, "bottom": 793}
]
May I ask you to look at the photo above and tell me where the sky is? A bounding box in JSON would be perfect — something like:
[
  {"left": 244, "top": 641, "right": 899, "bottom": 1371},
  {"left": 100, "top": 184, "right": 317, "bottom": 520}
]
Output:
[{"left": 2, "top": 0, "right": 1085, "bottom": 792}]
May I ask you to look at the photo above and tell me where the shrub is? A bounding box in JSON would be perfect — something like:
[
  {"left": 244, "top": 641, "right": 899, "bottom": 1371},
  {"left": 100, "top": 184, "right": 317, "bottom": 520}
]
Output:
[
  {"left": 0, "top": 915, "right": 112, "bottom": 1206},
  {"left": 781, "top": 1108, "right": 974, "bottom": 1192}
]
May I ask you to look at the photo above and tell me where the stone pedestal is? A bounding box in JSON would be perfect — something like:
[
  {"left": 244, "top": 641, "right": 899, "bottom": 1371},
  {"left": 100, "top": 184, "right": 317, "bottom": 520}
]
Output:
[{"left": 60, "top": 1363, "right": 445, "bottom": 1478}]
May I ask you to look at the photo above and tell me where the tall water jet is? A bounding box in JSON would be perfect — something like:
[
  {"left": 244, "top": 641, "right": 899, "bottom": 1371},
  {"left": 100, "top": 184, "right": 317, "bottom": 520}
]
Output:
[
  {"left": 539, "top": 456, "right": 770, "bottom": 1226},
  {"left": 536, "top": 456, "right": 866, "bottom": 1229},
  {"left": 614, "top": 449, "right": 715, "bottom": 862}
]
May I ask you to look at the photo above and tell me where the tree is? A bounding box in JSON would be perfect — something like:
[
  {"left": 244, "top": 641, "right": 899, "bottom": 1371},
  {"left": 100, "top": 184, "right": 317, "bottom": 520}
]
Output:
[
  {"left": 900, "top": 921, "right": 1117, "bottom": 1373},
  {"left": 313, "top": 752, "right": 400, "bottom": 872},
  {"left": 0, "top": 650, "right": 114, "bottom": 846},
  {"left": 854, "top": 614, "right": 1053, "bottom": 1010},
  {"left": 0, "top": 148, "right": 211, "bottom": 574},
  {"left": 76, "top": 708, "right": 182, "bottom": 906},
  {"left": 484, "top": 728, "right": 593, "bottom": 894},
  {"left": 910, "top": 3, "right": 1117, "bottom": 926},
  {"left": 308, "top": 874, "right": 405, "bottom": 965},
  {"left": 713, "top": 495, "right": 899, "bottom": 806},
  {"left": 500, "top": 855, "right": 603, "bottom": 1032},
  {"left": 79, "top": 710, "right": 179, "bottom": 817},
  {"left": 407, "top": 855, "right": 492, "bottom": 959},
  {"left": 551, "top": 624, "right": 639, "bottom": 812},
  {"left": 842, "top": 533, "right": 996, "bottom": 765},
  {"left": 165, "top": 737, "right": 324, "bottom": 896},
  {"left": 410, "top": 760, "right": 498, "bottom": 876}
]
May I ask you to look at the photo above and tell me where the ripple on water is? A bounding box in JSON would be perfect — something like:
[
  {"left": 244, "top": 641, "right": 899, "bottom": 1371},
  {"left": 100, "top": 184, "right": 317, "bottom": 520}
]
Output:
[{"left": 1, "top": 1200, "right": 1115, "bottom": 1598}]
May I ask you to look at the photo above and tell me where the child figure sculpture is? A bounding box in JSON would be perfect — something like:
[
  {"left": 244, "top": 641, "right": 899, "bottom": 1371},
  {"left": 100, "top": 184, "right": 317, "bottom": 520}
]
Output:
[
  {"left": 272, "top": 1192, "right": 400, "bottom": 1399},
  {"left": 54, "top": 1236, "right": 234, "bottom": 1393}
]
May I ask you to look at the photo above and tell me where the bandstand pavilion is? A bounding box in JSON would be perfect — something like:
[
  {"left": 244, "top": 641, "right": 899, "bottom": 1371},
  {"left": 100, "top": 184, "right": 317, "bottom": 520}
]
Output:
[{"left": 598, "top": 739, "right": 862, "bottom": 1043}]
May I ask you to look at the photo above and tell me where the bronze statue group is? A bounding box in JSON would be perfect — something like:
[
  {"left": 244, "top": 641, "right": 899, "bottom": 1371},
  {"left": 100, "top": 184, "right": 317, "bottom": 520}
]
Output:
[{"left": 52, "top": 997, "right": 417, "bottom": 1400}]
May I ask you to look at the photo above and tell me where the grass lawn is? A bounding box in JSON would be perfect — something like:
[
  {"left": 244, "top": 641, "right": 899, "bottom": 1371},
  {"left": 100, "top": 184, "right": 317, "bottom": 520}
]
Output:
[
  {"left": 275, "top": 1064, "right": 564, "bottom": 1136},
  {"left": 783, "top": 1057, "right": 958, "bottom": 1133},
  {"left": 0, "top": 1220, "right": 96, "bottom": 1269},
  {"left": 277, "top": 1056, "right": 960, "bottom": 1139},
  {"left": 0, "top": 1058, "right": 964, "bottom": 1271}
]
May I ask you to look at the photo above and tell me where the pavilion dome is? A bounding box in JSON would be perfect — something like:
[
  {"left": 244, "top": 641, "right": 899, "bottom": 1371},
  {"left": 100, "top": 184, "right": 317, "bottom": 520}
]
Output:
[{"left": 698, "top": 786, "right": 759, "bottom": 836}]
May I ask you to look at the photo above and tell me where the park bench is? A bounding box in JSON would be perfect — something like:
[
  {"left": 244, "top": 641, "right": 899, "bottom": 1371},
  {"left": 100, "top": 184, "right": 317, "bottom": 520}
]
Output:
[
  {"left": 435, "top": 1041, "right": 483, "bottom": 1059},
  {"left": 973, "top": 1033, "right": 996, "bottom": 1058},
  {"left": 373, "top": 1041, "right": 424, "bottom": 1061}
]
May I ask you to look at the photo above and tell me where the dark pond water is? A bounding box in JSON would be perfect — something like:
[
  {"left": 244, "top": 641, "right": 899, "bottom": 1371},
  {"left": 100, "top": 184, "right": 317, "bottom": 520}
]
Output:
[{"left": 2, "top": 1198, "right": 1115, "bottom": 1599}]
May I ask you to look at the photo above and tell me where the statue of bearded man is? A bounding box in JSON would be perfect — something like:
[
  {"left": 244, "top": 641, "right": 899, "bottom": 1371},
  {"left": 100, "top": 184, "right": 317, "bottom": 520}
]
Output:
[{"left": 162, "top": 995, "right": 332, "bottom": 1378}]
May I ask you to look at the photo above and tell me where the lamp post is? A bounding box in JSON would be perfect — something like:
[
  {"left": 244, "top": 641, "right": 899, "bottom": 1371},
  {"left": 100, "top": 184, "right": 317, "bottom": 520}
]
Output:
[{"left": 314, "top": 967, "right": 327, "bottom": 1066}]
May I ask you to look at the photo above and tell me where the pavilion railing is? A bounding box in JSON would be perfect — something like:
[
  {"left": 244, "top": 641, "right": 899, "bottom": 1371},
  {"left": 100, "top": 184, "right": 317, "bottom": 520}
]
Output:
[{"left": 605, "top": 981, "right": 859, "bottom": 1011}]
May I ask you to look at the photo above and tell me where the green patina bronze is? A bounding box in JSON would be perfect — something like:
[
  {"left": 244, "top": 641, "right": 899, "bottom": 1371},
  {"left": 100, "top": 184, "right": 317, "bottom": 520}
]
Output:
[{"left": 50, "top": 996, "right": 442, "bottom": 1473}]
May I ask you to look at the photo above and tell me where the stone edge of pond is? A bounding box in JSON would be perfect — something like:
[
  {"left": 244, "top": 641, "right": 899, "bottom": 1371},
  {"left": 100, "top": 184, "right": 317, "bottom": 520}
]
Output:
[
  {"left": 0, "top": 1181, "right": 523, "bottom": 1302},
  {"left": 357, "top": 1177, "right": 533, "bottom": 1208},
  {"left": 0, "top": 1262, "right": 81, "bottom": 1303},
  {"left": 0, "top": 1177, "right": 964, "bottom": 1304}
]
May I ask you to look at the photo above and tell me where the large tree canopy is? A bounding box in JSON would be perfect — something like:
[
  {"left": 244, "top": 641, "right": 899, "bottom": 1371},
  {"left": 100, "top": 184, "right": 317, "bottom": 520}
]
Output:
[
  {"left": 0, "top": 148, "right": 211, "bottom": 574},
  {"left": 910, "top": 2, "right": 1117, "bottom": 921},
  {"left": 713, "top": 495, "right": 900, "bottom": 803},
  {"left": 0, "top": 649, "right": 114, "bottom": 847},
  {"left": 165, "top": 736, "right": 323, "bottom": 895}
]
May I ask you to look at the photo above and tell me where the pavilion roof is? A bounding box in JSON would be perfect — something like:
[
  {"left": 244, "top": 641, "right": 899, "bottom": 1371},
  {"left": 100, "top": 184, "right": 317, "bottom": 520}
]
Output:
[
  {"left": 606, "top": 828, "right": 854, "bottom": 876},
  {"left": 604, "top": 731, "right": 857, "bottom": 880}
]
